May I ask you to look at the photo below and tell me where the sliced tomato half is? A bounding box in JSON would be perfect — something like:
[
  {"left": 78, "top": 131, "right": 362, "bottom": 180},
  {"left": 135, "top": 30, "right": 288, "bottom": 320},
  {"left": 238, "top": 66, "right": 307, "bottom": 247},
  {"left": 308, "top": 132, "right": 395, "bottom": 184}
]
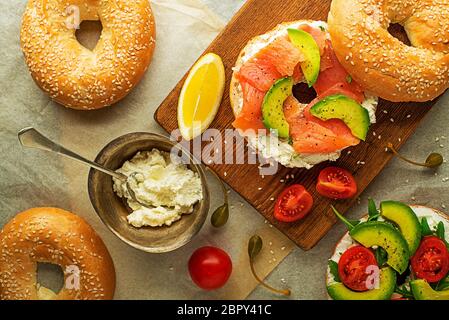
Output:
[
  {"left": 411, "top": 236, "right": 449, "bottom": 283},
  {"left": 274, "top": 184, "right": 314, "bottom": 223},
  {"left": 316, "top": 167, "right": 358, "bottom": 199},
  {"left": 338, "top": 246, "right": 378, "bottom": 292}
]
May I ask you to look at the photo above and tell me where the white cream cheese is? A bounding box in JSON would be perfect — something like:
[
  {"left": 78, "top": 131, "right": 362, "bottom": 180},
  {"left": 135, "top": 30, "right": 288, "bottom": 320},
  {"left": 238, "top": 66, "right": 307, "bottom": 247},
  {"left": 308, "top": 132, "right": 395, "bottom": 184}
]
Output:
[{"left": 113, "top": 149, "right": 203, "bottom": 228}]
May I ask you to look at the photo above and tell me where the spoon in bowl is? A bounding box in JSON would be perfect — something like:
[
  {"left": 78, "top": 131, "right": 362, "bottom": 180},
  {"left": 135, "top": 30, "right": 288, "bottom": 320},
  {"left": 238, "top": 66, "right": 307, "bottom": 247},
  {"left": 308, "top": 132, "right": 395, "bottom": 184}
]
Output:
[{"left": 18, "top": 127, "right": 154, "bottom": 209}]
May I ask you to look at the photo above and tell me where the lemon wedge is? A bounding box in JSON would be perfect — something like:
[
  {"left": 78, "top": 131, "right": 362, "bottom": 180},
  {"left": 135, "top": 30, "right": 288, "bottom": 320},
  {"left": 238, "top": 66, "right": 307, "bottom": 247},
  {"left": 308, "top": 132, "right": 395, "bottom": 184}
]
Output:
[{"left": 178, "top": 53, "right": 225, "bottom": 141}]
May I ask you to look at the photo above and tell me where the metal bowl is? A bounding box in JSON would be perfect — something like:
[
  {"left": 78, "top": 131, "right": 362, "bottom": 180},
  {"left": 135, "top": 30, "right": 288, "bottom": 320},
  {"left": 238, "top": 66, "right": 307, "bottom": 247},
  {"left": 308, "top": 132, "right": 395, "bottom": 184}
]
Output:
[{"left": 88, "top": 132, "right": 210, "bottom": 253}]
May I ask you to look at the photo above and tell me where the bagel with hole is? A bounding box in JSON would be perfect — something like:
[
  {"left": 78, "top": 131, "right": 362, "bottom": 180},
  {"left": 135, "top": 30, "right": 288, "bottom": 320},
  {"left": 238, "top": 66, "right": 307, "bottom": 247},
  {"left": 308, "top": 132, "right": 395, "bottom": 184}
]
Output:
[
  {"left": 0, "top": 207, "right": 115, "bottom": 300},
  {"left": 20, "top": 0, "right": 156, "bottom": 110},
  {"left": 328, "top": 0, "right": 449, "bottom": 102},
  {"left": 230, "top": 20, "right": 378, "bottom": 169}
]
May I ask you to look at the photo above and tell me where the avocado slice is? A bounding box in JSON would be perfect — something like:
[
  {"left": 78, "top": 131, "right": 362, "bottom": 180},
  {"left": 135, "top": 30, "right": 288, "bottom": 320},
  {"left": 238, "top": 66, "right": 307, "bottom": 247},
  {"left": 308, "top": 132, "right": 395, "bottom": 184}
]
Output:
[
  {"left": 350, "top": 221, "right": 410, "bottom": 274},
  {"left": 287, "top": 28, "right": 320, "bottom": 87},
  {"left": 262, "top": 77, "right": 292, "bottom": 138},
  {"left": 310, "top": 94, "right": 371, "bottom": 140},
  {"left": 380, "top": 201, "right": 422, "bottom": 256},
  {"left": 327, "top": 267, "right": 396, "bottom": 300},
  {"left": 411, "top": 279, "right": 449, "bottom": 300}
]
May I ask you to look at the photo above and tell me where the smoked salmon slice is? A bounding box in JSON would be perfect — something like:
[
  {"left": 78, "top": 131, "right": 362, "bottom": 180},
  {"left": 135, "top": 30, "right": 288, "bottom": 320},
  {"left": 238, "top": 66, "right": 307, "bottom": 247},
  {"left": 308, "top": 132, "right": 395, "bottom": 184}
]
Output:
[
  {"left": 237, "top": 58, "right": 282, "bottom": 92},
  {"left": 237, "top": 36, "right": 304, "bottom": 91},
  {"left": 256, "top": 36, "right": 305, "bottom": 76},
  {"left": 318, "top": 82, "right": 365, "bottom": 104},
  {"left": 284, "top": 96, "right": 359, "bottom": 154},
  {"left": 314, "top": 41, "right": 364, "bottom": 102},
  {"left": 232, "top": 81, "right": 266, "bottom": 132}
]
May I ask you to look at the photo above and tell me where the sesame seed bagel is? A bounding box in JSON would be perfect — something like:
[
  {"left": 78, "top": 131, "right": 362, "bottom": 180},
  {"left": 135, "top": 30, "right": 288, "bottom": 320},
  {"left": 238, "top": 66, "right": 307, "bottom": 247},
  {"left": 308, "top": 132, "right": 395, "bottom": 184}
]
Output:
[
  {"left": 0, "top": 208, "right": 115, "bottom": 300},
  {"left": 20, "top": 0, "right": 156, "bottom": 110},
  {"left": 328, "top": 0, "right": 449, "bottom": 102}
]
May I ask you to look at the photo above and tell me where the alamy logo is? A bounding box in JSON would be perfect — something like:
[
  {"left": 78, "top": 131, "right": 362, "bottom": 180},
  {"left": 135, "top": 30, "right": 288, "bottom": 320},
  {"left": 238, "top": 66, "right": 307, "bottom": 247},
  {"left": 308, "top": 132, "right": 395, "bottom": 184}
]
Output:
[
  {"left": 65, "top": 265, "right": 80, "bottom": 291},
  {"left": 365, "top": 265, "right": 380, "bottom": 290},
  {"left": 65, "top": 5, "right": 80, "bottom": 30},
  {"left": 169, "top": 128, "right": 280, "bottom": 176}
]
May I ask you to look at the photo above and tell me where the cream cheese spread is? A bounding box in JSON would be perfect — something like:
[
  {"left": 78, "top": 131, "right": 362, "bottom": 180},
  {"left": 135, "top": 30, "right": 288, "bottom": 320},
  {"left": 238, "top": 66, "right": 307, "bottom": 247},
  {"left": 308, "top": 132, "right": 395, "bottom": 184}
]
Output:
[{"left": 113, "top": 149, "right": 203, "bottom": 228}]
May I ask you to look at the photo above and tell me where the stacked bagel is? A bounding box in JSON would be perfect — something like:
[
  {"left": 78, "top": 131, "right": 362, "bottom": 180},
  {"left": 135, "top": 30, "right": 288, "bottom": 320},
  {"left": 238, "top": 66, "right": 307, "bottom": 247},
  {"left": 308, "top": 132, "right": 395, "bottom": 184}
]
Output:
[{"left": 230, "top": 0, "right": 449, "bottom": 169}]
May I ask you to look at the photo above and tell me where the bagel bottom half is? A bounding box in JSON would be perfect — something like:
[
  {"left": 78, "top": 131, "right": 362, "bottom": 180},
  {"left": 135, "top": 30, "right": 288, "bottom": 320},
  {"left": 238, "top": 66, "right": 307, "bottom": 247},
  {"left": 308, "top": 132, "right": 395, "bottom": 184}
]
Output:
[
  {"left": 230, "top": 20, "right": 378, "bottom": 169},
  {"left": 0, "top": 207, "right": 115, "bottom": 300}
]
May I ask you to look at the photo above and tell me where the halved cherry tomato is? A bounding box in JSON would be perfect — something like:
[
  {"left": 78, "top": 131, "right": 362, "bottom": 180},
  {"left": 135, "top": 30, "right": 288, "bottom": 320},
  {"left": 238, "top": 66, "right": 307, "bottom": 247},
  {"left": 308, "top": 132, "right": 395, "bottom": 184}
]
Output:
[
  {"left": 338, "top": 246, "right": 378, "bottom": 292},
  {"left": 411, "top": 236, "right": 449, "bottom": 283},
  {"left": 316, "top": 166, "right": 357, "bottom": 199},
  {"left": 188, "top": 246, "right": 233, "bottom": 290},
  {"left": 274, "top": 184, "right": 313, "bottom": 223}
]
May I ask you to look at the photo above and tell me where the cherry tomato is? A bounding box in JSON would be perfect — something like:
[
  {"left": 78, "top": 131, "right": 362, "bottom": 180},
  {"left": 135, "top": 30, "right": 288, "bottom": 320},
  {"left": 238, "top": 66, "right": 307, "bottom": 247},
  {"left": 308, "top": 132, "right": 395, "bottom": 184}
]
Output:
[
  {"left": 188, "top": 246, "right": 232, "bottom": 290},
  {"left": 411, "top": 236, "right": 449, "bottom": 283},
  {"left": 316, "top": 166, "right": 357, "bottom": 199},
  {"left": 274, "top": 184, "right": 313, "bottom": 223},
  {"left": 338, "top": 246, "right": 378, "bottom": 292}
]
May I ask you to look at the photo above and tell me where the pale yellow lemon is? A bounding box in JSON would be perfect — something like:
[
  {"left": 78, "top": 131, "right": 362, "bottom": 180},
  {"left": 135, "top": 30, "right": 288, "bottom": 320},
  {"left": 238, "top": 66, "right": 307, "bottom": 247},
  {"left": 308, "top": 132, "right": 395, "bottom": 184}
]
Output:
[{"left": 178, "top": 53, "right": 225, "bottom": 140}]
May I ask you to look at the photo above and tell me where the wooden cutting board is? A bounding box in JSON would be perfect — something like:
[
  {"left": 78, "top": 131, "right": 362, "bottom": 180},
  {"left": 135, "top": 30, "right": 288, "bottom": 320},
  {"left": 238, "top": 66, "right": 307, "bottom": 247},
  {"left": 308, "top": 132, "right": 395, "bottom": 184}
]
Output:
[{"left": 154, "top": 0, "right": 438, "bottom": 250}]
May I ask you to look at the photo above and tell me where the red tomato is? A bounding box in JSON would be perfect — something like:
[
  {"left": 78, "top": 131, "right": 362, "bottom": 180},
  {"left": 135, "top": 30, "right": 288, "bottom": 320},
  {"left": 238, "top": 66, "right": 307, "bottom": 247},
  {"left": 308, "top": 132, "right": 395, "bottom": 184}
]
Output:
[
  {"left": 274, "top": 184, "right": 313, "bottom": 223},
  {"left": 316, "top": 167, "right": 357, "bottom": 199},
  {"left": 411, "top": 236, "right": 449, "bottom": 283},
  {"left": 338, "top": 246, "right": 378, "bottom": 292},
  {"left": 188, "top": 246, "right": 232, "bottom": 290}
]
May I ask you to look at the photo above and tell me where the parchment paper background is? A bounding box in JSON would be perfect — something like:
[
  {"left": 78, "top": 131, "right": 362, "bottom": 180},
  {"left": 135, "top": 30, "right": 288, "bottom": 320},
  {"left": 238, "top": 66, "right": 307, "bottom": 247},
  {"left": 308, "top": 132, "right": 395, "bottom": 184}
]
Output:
[
  {"left": 1, "top": 0, "right": 449, "bottom": 300},
  {"left": 0, "top": 0, "right": 294, "bottom": 300}
]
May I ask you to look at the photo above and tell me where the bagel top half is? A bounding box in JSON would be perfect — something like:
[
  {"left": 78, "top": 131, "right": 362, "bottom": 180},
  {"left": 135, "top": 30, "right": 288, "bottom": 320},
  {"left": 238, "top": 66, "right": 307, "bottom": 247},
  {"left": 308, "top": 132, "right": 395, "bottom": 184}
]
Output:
[{"left": 328, "top": 0, "right": 449, "bottom": 102}]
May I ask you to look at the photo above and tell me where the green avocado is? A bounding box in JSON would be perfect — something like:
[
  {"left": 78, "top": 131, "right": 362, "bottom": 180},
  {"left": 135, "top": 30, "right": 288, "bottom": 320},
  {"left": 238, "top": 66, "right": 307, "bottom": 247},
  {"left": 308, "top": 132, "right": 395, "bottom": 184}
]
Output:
[
  {"left": 410, "top": 279, "right": 449, "bottom": 300},
  {"left": 309, "top": 94, "right": 371, "bottom": 141},
  {"left": 380, "top": 201, "right": 422, "bottom": 256},
  {"left": 350, "top": 221, "right": 410, "bottom": 274},
  {"left": 287, "top": 28, "right": 321, "bottom": 87},
  {"left": 262, "top": 77, "right": 292, "bottom": 138},
  {"left": 327, "top": 267, "right": 396, "bottom": 300}
]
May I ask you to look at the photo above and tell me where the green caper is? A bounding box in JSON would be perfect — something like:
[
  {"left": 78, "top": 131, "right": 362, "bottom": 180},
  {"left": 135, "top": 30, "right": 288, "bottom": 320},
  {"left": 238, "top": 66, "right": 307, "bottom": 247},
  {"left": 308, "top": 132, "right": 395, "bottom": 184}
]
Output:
[
  {"left": 248, "top": 235, "right": 263, "bottom": 260},
  {"left": 211, "top": 204, "right": 229, "bottom": 228},
  {"left": 206, "top": 167, "right": 230, "bottom": 228},
  {"left": 425, "top": 153, "right": 444, "bottom": 168},
  {"left": 247, "top": 234, "right": 291, "bottom": 296},
  {"left": 387, "top": 142, "right": 444, "bottom": 169}
]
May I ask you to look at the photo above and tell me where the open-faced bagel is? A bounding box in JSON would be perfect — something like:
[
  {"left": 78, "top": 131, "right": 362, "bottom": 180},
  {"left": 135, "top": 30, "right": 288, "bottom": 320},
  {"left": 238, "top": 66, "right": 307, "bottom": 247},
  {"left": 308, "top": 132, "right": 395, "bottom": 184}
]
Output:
[
  {"left": 0, "top": 208, "right": 115, "bottom": 300},
  {"left": 230, "top": 20, "right": 378, "bottom": 169},
  {"left": 20, "top": 0, "right": 156, "bottom": 110},
  {"left": 328, "top": 0, "right": 449, "bottom": 102},
  {"left": 325, "top": 205, "right": 449, "bottom": 300}
]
